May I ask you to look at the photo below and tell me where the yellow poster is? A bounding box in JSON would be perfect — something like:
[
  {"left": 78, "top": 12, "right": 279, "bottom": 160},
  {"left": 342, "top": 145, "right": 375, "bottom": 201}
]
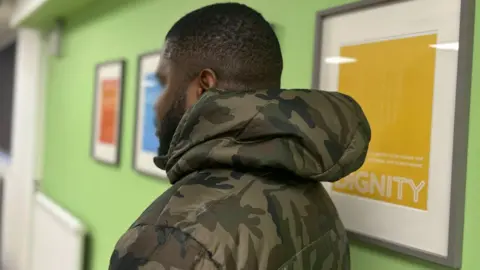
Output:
[{"left": 333, "top": 34, "right": 437, "bottom": 210}]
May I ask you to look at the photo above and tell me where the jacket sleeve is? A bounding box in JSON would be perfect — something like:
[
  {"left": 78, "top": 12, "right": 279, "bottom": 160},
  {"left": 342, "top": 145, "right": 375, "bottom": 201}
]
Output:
[{"left": 109, "top": 224, "right": 219, "bottom": 270}]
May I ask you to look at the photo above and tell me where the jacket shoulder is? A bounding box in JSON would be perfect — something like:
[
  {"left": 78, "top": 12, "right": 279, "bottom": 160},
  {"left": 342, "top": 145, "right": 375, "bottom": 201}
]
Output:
[
  {"left": 109, "top": 224, "right": 220, "bottom": 270},
  {"left": 116, "top": 169, "right": 349, "bottom": 269}
]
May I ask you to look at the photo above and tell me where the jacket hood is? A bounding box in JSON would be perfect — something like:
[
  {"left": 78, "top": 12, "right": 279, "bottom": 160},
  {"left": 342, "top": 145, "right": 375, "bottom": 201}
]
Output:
[{"left": 154, "top": 88, "right": 371, "bottom": 184}]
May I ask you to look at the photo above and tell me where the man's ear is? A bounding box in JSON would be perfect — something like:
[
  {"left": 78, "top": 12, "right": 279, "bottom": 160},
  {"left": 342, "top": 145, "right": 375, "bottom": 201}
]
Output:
[
  {"left": 186, "top": 69, "right": 218, "bottom": 108},
  {"left": 198, "top": 68, "right": 217, "bottom": 93}
]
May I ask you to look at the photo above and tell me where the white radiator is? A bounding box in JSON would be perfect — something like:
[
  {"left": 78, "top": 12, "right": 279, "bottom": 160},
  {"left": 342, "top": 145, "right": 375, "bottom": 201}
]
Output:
[{"left": 31, "top": 192, "right": 86, "bottom": 270}]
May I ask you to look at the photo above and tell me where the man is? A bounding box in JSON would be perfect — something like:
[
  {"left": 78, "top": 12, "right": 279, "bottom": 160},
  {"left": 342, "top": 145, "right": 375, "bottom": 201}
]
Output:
[{"left": 109, "top": 2, "right": 370, "bottom": 270}]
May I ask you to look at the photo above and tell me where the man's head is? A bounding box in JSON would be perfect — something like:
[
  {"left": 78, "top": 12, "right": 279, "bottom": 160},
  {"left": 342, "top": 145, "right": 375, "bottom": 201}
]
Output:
[{"left": 155, "top": 2, "right": 283, "bottom": 158}]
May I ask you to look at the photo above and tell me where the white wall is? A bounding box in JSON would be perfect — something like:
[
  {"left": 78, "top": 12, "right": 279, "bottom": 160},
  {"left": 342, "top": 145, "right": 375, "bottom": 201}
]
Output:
[{"left": 10, "top": 0, "right": 48, "bottom": 26}]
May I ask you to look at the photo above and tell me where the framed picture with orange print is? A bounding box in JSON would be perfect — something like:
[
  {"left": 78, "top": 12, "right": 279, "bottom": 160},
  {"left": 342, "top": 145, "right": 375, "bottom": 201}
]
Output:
[
  {"left": 91, "top": 60, "right": 126, "bottom": 166},
  {"left": 311, "top": 0, "right": 475, "bottom": 267}
]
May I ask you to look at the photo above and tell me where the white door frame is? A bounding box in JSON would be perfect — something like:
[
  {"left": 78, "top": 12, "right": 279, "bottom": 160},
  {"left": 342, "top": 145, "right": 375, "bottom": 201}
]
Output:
[
  {"left": 1, "top": 27, "right": 46, "bottom": 270},
  {"left": 2, "top": 1, "right": 57, "bottom": 268}
]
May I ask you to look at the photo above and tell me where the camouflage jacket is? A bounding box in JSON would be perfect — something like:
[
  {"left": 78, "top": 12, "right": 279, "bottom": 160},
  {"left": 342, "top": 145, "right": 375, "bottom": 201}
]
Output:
[{"left": 109, "top": 89, "right": 370, "bottom": 270}]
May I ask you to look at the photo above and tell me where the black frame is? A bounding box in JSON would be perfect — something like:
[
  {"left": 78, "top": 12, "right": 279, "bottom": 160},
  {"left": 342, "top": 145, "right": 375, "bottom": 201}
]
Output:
[
  {"left": 132, "top": 50, "right": 166, "bottom": 178},
  {"left": 311, "top": 0, "right": 475, "bottom": 268},
  {"left": 90, "top": 59, "right": 126, "bottom": 166}
]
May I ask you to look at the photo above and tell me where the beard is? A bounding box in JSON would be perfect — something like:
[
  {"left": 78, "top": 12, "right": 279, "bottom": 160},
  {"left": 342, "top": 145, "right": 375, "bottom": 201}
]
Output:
[{"left": 156, "top": 91, "right": 186, "bottom": 158}]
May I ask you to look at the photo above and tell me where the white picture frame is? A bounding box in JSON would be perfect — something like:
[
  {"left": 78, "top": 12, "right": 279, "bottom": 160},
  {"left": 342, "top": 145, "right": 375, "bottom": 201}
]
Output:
[
  {"left": 311, "top": 0, "right": 475, "bottom": 267},
  {"left": 133, "top": 51, "right": 167, "bottom": 179},
  {"left": 91, "top": 60, "right": 125, "bottom": 166}
]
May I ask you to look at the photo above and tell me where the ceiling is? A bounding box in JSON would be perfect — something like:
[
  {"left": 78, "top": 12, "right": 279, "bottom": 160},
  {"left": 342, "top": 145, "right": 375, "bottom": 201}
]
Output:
[{"left": 0, "top": 0, "right": 15, "bottom": 49}]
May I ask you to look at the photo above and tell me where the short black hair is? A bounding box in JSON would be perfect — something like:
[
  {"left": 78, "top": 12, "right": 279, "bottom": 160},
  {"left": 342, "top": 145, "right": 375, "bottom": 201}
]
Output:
[{"left": 165, "top": 2, "right": 283, "bottom": 89}]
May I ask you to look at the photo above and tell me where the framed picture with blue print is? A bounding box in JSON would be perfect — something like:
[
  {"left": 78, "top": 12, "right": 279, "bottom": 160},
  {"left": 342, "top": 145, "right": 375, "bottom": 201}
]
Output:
[{"left": 132, "top": 51, "right": 167, "bottom": 179}]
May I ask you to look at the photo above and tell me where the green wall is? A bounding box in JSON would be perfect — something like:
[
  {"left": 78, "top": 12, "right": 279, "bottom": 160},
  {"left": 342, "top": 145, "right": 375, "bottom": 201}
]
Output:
[{"left": 42, "top": 0, "right": 480, "bottom": 269}]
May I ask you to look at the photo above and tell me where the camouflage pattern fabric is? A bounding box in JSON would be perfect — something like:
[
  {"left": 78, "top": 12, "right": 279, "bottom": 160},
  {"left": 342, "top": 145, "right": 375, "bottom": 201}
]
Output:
[{"left": 109, "top": 88, "right": 371, "bottom": 270}]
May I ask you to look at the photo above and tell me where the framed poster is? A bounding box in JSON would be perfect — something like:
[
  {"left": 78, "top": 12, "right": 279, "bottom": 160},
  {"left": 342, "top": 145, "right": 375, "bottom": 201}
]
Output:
[
  {"left": 133, "top": 51, "right": 166, "bottom": 178},
  {"left": 311, "top": 0, "right": 475, "bottom": 267},
  {"left": 91, "top": 60, "right": 125, "bottom": 166}
]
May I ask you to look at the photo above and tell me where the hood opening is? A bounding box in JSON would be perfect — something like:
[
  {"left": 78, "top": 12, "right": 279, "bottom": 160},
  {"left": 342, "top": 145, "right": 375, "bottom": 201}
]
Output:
[{"left": 155, "top": 88, "right": 371, "bottom": 184}]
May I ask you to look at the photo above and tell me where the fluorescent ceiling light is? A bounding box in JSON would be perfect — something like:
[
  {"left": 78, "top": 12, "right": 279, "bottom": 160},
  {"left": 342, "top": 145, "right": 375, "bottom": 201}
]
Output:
[
  {"left": 325, "top": 56, "right": 357, "bottom": 64},
  {"left": 429, "top": 42, "right": 459, "bottom": 51}
]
